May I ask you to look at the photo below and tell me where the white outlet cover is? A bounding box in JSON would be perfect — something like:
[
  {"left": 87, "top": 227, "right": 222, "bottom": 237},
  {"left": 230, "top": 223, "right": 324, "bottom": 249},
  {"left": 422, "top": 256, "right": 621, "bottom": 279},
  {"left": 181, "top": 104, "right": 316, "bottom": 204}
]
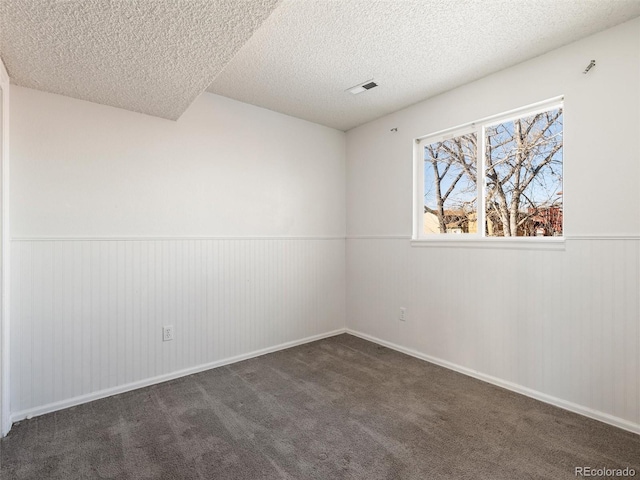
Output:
[{"left": 163, "top": 325, "right": 174, "bottom": 341}]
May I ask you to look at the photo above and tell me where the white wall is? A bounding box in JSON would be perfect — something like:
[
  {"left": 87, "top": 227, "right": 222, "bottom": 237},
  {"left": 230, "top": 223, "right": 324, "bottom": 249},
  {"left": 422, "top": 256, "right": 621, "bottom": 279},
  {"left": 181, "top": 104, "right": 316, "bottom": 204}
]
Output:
[
  {"left": 11, "top": 88, "right": 345, "bottom": 238},
  {"left": 9, "top": 88, "right": 346, "bottom": 417},
  {"left": 346, "top": 18, "right": 640, "bottom": 433},
  {"left": 0, "top": 56, "right": 10, "bottom": 436}
]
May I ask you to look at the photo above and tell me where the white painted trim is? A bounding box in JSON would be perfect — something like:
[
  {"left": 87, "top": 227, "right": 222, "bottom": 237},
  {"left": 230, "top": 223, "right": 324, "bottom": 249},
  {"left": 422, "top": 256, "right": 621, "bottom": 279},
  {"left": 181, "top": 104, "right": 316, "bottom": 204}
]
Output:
[
  {"left": 11, "top": 235, "right": 346, "bottom": 242},
  {"left": 564, "top": 235, "right": 640, "bottom": 240},
  {"left": 477, "top": 125, "right": 487, "bottom": 242},
  {"left": 11, "top": 235, "right": 640, "bottom": 242},
  {"left": 0, "top": 57, "right": 10, "bottom": 438},
  {"left": 0, "top": 60, "right": 8, "bottom": 85},
  {"left": 346, "top": 329, "right": 640, "bottom": 436},
  {"left": 414, "top": 96, "right": 565, "bottom": 144},
  {"left": 346, "top": 235, "right": 411, "bottom": 240},
  {"left": 10, "top": 328, "right": 347, "bottom": 424},
  {"left": 410, "top": 237, "right": 566, "bottom": 250},
  {"left": 413, "top": 133, "right": 423, "bottom": 240},
  {"left": 345, "top": 235, "right": 640, "bottom": 241}
]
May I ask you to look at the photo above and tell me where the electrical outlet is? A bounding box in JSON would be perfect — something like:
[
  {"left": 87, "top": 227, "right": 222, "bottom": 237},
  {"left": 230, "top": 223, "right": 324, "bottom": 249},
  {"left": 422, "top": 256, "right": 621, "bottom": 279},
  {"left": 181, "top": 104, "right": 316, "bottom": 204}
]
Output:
[
  {"left": 399, "top": 307, "right": 406, "bottom": 322},
  {"left": 162, "top": 325, "right": 174, "bottom": 342}
]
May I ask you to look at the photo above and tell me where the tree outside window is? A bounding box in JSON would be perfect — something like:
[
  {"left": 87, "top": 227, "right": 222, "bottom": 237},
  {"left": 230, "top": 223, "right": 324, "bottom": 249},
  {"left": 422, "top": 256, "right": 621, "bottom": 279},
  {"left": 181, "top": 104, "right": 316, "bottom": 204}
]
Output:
[{"left": 421, "top": 104, "right": 563, "bottom": 238}]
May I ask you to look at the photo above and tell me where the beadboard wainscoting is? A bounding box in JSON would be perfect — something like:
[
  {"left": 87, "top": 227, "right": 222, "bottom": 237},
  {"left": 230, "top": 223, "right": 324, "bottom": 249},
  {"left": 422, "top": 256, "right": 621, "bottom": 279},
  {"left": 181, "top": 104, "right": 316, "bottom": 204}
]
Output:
[
  {"left": 346, "top": 237, "right": 640, "bottom": 434},
  {"left": 10, "top": 237, "right": 346, "bottom": 419}
]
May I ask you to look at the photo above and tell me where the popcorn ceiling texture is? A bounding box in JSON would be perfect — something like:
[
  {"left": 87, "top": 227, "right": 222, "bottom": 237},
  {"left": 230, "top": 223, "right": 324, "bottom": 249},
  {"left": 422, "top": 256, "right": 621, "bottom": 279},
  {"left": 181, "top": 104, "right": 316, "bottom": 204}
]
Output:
[
  {"left": 1, "top": 0, "right": 639, "bottom": 128},
  {"left": 207, "top": 0, "right": 640, "bottom": 131},
  {"left": 0, "top": 0, "right": 280, "bottom": 120}
]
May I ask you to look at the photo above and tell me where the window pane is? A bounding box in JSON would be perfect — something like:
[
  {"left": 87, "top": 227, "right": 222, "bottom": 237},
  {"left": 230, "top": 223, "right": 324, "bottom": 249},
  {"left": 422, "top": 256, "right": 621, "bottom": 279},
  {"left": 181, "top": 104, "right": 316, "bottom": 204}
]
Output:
[
  {"left": 485, "top": 108, "right": 563, "bottom": 237},
  {"left": 423, "top": 133, "right": 477, "bottom": 234}
]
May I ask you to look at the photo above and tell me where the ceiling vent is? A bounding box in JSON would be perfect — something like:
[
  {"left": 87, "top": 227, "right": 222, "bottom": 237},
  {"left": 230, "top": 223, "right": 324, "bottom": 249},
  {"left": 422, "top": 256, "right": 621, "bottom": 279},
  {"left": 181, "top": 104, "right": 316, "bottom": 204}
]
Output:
[{"left": 347, "top": 79, "right": 378, "bottom": 95}]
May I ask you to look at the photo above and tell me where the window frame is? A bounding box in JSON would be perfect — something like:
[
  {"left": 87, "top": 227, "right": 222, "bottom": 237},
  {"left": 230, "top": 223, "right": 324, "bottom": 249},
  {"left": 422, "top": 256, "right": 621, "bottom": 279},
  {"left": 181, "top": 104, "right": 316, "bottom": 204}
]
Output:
[{"left": 412, "top": 97, "right": 565, "bottom": 250}]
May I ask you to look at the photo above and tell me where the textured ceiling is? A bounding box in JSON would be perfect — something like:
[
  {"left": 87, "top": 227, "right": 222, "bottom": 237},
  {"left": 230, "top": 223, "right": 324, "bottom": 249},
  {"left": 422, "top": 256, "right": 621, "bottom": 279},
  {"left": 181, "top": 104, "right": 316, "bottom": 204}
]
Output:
[
  {"left": 2, "top": 1, "right": 639, "bottom": 129},
  {"left": 208, "top": 0, "right": 640, "bottom": 131},
  {"left": 0, "top": 0, "right": 280, "bottom": 120}
]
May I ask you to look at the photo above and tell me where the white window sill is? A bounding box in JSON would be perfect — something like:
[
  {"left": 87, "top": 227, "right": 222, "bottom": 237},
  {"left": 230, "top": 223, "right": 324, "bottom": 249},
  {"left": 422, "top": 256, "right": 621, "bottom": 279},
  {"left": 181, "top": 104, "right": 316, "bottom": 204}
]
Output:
[{"left": 410, "top": 237, "right": 566, "bottom": 251}]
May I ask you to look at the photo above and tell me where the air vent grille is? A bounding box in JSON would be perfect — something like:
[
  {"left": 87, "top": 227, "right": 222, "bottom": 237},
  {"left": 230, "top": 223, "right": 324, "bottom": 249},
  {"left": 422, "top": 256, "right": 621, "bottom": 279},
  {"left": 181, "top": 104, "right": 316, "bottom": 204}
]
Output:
[{"left": 347, "top": 79, "right": 379, "bottom": 95}]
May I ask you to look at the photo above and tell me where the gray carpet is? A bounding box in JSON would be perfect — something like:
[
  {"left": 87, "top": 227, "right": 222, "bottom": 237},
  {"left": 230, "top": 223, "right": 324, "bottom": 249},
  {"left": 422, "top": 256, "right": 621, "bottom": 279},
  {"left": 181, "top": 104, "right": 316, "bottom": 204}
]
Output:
[{"left": 1, "top": 334, "right": 638, "bottom": 479}]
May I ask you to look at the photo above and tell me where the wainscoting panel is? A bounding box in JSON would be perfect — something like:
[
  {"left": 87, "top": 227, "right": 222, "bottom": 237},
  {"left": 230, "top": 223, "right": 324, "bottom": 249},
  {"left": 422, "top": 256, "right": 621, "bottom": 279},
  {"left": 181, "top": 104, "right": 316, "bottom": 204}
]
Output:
[
  {"left": 346, "top": 238, "right": 640, "bottom": 432},
  {"left": 10, "top": 238, "right": 346, "bottom": 416}
]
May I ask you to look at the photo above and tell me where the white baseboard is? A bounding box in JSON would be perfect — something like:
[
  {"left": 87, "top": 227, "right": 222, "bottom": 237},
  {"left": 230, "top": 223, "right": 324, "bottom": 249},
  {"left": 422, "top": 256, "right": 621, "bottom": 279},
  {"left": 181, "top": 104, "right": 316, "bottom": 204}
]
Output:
[
  {"left": 11, "top": 327, "right": 638, "bottom": 437},
  {"left": 10, "top": 328, "right": 347, "bottom": 426},
  {"left": 346, "top": 329, "right": 640, "bottom": 436}
]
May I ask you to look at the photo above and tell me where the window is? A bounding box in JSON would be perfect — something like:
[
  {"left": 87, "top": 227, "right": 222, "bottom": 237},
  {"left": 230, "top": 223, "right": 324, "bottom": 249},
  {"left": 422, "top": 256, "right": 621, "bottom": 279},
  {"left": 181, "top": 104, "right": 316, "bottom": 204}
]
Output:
[{"left": 414, "top": 99, "right": 563, "bottom": 242}]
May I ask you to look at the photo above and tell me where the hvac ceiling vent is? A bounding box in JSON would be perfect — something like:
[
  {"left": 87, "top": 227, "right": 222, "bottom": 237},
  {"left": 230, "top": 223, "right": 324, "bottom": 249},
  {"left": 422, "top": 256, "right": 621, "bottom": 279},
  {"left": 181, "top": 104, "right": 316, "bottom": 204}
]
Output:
[{"left": 347, "top": 79, "right": 378, "bottom": 95}]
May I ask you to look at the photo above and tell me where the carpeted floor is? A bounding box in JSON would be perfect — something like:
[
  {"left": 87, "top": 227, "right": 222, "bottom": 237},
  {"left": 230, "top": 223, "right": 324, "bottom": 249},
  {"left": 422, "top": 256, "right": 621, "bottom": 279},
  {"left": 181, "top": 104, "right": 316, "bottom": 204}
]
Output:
[{"left": 1, "top": 334, "right": 638, "bottom": 479}]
